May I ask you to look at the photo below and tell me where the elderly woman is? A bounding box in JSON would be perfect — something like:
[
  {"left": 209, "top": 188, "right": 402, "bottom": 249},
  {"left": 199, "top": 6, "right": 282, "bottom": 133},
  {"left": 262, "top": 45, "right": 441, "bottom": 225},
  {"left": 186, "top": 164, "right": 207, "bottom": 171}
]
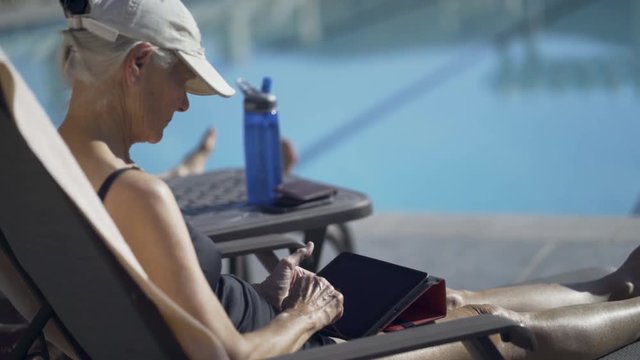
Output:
[{"left": 57, "top": 0, "right": 640, "bottom": 359}]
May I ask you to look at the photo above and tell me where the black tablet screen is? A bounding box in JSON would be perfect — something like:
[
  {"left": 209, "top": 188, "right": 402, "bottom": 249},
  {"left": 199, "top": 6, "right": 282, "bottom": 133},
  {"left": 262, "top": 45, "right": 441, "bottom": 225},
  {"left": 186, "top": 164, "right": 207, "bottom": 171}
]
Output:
[{"left": 316, "top": 252, "right": 429, "bottom": 339}]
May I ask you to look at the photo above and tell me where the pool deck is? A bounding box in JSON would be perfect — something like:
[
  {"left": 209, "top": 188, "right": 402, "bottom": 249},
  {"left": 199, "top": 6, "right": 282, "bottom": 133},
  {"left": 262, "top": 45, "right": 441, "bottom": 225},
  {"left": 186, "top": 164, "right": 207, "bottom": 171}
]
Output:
[
  {"left": 347, "top": 213, "right": 640, "bottom": 290},
  {"left": 240, "top": 212, "right": 640, "bottom": 290}
]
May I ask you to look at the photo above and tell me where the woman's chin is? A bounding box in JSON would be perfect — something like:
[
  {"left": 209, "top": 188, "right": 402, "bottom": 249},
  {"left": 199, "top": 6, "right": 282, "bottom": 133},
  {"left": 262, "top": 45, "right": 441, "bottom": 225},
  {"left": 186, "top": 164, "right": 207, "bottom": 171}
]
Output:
[{"left": 147, "top": 132, "right": 164, "bottom": 144}]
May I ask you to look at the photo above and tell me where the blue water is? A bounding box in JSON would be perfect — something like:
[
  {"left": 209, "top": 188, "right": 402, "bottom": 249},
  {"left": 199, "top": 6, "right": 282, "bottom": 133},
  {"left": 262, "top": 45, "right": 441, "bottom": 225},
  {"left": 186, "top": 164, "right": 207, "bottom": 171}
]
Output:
[{"left": 2, "top": 0, "right": 640, "bottom": 215}]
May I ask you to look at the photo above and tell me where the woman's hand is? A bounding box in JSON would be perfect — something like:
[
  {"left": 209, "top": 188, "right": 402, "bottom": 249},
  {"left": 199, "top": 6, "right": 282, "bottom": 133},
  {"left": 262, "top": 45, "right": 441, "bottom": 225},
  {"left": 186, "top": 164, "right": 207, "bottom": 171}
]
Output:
[
  {"left": 282, "top": 274, "right": 344, "bottom": 328},
  {"left": 254, "top": 242, "right": 315, "bottom": 311}
]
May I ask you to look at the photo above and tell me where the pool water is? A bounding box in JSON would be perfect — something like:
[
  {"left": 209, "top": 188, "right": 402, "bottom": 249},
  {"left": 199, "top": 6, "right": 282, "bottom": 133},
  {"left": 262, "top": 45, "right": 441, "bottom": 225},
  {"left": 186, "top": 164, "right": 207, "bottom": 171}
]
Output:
[{"left": 2, "top": 0, "right": 640, "bottom": 215}]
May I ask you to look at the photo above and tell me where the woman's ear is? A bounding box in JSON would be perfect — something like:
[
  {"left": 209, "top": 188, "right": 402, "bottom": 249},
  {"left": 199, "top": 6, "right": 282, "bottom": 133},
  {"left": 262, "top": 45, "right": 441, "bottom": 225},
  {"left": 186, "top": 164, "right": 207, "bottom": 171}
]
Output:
[{"left": 122, "top": 42, "right": 154, "bottom": 87}]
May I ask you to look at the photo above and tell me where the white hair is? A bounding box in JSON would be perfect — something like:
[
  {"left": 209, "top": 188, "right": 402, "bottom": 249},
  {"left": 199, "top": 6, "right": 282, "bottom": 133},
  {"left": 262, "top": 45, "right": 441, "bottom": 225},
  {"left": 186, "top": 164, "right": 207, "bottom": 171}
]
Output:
[{"left": 61, "top": 29, "right": 176, "bottom": 84}]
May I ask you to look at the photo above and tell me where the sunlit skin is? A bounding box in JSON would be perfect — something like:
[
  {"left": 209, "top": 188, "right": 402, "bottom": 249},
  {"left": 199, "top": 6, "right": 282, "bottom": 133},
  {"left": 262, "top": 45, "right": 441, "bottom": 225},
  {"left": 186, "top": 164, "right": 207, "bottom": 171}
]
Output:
[
  {"left": 160, "top": 129, "right": 299, "bottom": 179},
  {"left": 138, "top": 58, "right": 191, "bottom": 143},
  {"left": 58, "top": 41, "right": 640, "bottom": 359},
  {"left": 439, "top": 248, "right": 640, "bottom": 360}
]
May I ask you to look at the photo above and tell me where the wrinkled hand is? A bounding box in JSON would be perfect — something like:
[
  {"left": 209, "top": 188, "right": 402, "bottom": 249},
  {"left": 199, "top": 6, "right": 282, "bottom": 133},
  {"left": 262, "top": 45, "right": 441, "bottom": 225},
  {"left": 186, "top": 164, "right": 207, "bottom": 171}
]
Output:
[
  {"left": 282, "top": 274, "right": 344, "bottom": 328},
  {"left": 255, "top": 242, "right": 315, "bottom": 311}
]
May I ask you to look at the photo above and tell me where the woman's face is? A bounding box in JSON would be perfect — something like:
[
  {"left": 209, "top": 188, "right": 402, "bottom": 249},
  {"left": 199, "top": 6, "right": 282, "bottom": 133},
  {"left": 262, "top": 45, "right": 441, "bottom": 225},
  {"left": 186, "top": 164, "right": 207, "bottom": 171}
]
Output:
[{"left": 134, "top": 55, "right": 195, "bottom": 144}]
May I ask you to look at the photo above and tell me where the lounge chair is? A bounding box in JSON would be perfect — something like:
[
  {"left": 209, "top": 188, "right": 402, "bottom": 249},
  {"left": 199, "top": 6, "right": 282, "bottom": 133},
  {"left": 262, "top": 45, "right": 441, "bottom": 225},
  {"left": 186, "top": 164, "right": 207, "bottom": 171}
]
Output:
[{"left": 0, "top": 47, "right": 536, "bottom": 359}]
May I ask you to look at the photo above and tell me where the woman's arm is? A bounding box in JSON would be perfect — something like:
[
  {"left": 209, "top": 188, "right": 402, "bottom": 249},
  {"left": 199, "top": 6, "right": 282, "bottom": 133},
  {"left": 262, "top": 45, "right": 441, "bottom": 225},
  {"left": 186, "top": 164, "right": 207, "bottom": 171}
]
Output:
[
  {"left": 248, "top": 274, "right": 343, "bottom": 355},
  {"left": 103, "top": 171, "right": 342, "bottom": 359}
]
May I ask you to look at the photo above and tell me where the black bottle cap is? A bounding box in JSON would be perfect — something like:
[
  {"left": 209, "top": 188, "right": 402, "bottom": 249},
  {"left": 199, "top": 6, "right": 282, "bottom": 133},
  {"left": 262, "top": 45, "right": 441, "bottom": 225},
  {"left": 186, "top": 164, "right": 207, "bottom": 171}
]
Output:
[{"left": 237, "top": 78, "right": 277, "bottom": 112}]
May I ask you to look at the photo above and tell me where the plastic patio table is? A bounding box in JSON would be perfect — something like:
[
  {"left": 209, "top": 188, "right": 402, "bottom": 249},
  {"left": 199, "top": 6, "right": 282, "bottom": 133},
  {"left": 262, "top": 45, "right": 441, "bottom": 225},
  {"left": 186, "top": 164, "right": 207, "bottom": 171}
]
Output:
[{"left": 166, "top": 169, "right": 373, "bottom": 272}]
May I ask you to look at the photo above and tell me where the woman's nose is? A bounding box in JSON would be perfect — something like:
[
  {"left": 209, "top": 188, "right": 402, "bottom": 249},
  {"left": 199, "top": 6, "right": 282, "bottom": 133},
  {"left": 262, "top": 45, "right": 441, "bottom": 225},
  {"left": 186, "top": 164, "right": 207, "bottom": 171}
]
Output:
[{"left": 178, "top": 93, "right": 190, "bottom": 112}]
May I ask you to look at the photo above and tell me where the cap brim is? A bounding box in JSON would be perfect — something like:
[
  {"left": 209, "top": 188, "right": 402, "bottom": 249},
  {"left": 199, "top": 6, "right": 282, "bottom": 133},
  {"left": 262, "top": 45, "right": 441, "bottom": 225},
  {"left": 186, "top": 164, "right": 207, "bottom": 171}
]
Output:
[{"left": 177, "top": 51, "right": 235, "bottom": 97}]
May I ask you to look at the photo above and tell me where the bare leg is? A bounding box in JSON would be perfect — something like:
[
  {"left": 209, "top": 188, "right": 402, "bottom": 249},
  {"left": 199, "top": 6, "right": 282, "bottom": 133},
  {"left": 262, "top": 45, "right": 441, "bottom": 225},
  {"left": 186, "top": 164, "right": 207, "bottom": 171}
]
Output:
[
  {"left": 447, "top": 279, "right": 615, "bottom": 312},
  {"left": 380, "top": 297, "right": 640, "bottom": 360},
  {"left": 448, "top": 244, "right": 640, "bottom": 312},
  {"left": 517, "top": 297, "right": 640, "bottom": 359},
  {"left": 158, "top": 128, "right": 216, "bottom": 180}
]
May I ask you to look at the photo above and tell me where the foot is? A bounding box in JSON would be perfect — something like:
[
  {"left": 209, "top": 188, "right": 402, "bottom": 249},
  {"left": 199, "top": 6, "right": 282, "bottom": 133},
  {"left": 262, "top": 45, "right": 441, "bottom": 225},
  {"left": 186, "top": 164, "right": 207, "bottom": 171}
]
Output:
[
  {"left": 281, "top": 137, "right": 298, "bottom": 175},
  {"left": 159, "top": 128, "right": 217, "bottom": 179},
  {"left": 608, "top": 245, "right": 640, "bottom": 300},
  {"left": 199, "top": 127, "right": 217, "bottom": 153}
]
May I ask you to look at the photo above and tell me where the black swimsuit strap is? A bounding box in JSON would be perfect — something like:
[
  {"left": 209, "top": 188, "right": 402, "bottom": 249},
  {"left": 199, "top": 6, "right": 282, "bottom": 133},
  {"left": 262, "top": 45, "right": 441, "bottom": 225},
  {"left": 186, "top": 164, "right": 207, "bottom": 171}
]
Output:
[{"left": 97, "top": 166, "right": 140, "bottom": 202}]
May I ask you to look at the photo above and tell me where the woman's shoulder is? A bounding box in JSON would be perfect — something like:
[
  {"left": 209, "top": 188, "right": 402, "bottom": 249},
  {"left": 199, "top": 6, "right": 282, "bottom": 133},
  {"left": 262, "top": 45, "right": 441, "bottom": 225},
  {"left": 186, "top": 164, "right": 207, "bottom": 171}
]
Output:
[
  {"left": 103, "top": 169, "right": 188, "bottom": 243},
  {"left": 104, "top": 169, "right": 177, "bottom": 210}
]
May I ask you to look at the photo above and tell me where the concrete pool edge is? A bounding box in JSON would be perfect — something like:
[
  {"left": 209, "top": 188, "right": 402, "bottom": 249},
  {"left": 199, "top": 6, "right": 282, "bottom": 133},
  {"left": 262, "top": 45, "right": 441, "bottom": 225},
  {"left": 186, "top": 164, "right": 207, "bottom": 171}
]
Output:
[{"left": 349, "top": 213, "right": 640, "bottom": 244}]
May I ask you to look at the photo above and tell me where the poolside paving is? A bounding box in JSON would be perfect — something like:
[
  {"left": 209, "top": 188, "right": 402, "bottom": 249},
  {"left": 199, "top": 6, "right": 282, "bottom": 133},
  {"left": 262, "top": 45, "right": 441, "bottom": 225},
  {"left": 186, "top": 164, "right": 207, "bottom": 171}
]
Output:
[
  {"left": 236, "top": 213, "right": 640, "bottom": 290},
  {"left": 348, "top": 213, "right": 640, "bottom": 290}
]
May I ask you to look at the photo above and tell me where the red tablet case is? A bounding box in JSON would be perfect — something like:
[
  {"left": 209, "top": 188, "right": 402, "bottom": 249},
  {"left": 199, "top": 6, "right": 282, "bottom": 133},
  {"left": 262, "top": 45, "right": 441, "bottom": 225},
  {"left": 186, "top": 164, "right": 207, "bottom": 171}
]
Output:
[{"left": 384, "top": 277, "right": 447, "bottom": 331}]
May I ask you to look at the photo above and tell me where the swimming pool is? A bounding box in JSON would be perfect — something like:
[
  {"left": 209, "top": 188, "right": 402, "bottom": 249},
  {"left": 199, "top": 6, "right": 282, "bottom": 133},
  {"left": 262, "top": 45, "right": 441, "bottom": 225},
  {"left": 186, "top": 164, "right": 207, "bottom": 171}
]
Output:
[{"left": 2, "top": 0, "right": 640, "bottom": 215}]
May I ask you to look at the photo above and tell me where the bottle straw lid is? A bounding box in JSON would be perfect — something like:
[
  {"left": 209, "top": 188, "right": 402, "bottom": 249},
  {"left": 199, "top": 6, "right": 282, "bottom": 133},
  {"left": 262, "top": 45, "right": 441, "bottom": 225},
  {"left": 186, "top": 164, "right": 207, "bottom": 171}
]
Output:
[
  {"left": 261, "top": 77, "right": 272, "bottom": 93},
  {"left": 237, "top": 77, "right": 277, "bottom": 112}
]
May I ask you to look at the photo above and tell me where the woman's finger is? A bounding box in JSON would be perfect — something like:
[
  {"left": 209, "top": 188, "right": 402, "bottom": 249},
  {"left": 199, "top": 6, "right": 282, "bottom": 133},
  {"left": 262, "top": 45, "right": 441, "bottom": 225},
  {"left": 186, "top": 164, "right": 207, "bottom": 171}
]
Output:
[{"left": 287, "top": 241, "right": 314, "bottom": 266}]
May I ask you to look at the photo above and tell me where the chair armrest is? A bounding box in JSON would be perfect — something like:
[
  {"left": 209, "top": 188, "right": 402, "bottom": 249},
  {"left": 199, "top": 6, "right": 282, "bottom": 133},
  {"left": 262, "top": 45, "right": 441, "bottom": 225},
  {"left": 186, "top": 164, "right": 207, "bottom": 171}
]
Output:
[
  {"left": 216, "top": 235, "right": 304, "bottom": 258},
  {"left": 271, "top": 315, "right": 536, "bottom": 360},
  {"left": 216, "top": 235, "right": 305, "bottom": 275}
]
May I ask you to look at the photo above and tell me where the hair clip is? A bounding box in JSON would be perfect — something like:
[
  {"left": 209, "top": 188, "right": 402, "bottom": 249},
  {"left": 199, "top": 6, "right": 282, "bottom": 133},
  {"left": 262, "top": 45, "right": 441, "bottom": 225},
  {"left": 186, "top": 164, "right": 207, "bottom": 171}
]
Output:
[{"left": 59, "top": 0, "right": 89, "bottom": 17}]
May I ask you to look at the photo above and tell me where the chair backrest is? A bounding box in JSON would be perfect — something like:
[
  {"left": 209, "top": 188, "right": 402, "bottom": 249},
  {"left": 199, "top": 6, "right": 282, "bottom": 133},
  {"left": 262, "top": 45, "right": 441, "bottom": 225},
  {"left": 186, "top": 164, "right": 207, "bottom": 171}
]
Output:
[{"left": 0, "top": 51, "right": 218, "bottom": 359}]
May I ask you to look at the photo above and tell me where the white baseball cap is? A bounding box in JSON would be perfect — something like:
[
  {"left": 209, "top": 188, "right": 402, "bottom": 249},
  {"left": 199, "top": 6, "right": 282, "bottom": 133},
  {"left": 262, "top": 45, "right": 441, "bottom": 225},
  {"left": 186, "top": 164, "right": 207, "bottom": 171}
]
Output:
[{"left": 66, "top": 0, "right": 235, "bottom": 97}]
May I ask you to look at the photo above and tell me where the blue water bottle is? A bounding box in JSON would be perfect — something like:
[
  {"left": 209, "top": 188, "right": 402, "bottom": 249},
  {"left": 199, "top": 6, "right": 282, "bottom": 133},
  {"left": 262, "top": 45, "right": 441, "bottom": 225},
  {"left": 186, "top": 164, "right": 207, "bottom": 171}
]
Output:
[{"left": 238, "top": 77, "right": 283, "bottom": 206}]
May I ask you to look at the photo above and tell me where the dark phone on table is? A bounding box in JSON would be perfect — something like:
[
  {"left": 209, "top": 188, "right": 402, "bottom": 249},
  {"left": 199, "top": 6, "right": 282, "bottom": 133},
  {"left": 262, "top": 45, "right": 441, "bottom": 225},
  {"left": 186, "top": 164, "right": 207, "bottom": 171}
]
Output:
[{"left": 260, "top": 179, "right": 337, "bottom": 213}]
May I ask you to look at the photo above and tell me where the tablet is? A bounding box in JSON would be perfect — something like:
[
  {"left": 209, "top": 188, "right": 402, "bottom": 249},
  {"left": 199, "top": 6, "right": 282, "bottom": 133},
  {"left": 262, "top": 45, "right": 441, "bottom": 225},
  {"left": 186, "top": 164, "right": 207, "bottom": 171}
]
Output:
[{"left": 317, "top": 252, "right": 433, "bottom": 339}]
